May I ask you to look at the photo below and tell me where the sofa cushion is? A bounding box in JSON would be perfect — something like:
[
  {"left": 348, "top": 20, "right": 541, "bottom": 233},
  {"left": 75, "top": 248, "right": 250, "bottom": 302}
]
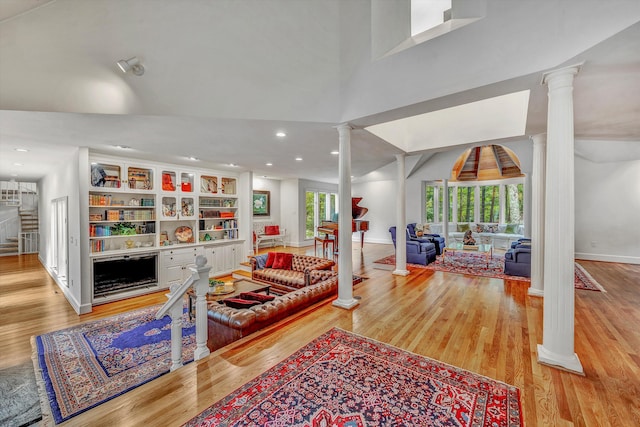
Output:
[
  {"left": 265, "top": 252, "right": 277, "bottom": 268},
  {"left": 505, "top": 224, "right": 519, "bottom": 234},
  {"left": 457, "top": 223, "right": 470, "bottom": 232},
  {"left": 239, "top": 291, "right": 276, "bottom": 303},
  {"left": 223, "top": 298, "right": 262, "bottom": 309},
  {"left": 272, "top": 252, "right": 293, "bottom": 269},
  {"left": 253, "top": 268, "right": 306, "bottom": 288},
  {"left": 264, "top": 225, "right": 280, "bottom": 235}
]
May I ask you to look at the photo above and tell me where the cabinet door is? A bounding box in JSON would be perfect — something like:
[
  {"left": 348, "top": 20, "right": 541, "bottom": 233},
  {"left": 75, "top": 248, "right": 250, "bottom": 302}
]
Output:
[{"left": 90, "top": 162, "right": 123, "bottom": 189}]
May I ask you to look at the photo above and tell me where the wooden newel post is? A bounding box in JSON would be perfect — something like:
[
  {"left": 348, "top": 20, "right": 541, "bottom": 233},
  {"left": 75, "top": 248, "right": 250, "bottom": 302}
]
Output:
[
  {"left": 191, "top": 255, "right": 211, "bottom": 361},
  {"left": 168, "top": 282, "right": 185, "bottom": 371}
]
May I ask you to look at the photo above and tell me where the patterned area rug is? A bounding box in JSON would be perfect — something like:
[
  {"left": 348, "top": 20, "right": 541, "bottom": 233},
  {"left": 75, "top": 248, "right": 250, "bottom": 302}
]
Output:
[
  {"left": 33, "top": 305, "right": 196, "bottom": 425},
  {"left": 373, "top": 253, "right": 605, "bottom": 292},
  {"left": 185, "top": 328, "right": 523, "bottom": 427}
]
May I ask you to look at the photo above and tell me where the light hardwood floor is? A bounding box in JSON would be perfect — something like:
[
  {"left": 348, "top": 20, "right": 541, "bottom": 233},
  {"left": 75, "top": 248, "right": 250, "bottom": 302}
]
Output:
[{"left": 1, "top": 246, "right": 639, "bottom": 426}]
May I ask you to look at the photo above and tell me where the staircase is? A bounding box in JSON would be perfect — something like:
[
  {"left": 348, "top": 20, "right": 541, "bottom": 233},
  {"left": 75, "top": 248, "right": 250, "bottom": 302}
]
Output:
[
  {"left": 0, "top": 181, "right": 39, "bottom": 255},
  {"left": 0, "top": 237, "right": 18, "bottom": 255}
]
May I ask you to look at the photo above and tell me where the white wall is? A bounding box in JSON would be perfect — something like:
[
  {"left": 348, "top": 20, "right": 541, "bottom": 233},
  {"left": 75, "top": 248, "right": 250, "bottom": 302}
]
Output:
[
  {"left": 252, "top": 177, "right": 282, "bottom": 225},
  {"left": 575, "top": 156, "right": 640, "bottom": 263},
  {"left": 38, "top": 147, "right": 86, "bottom": 313}
]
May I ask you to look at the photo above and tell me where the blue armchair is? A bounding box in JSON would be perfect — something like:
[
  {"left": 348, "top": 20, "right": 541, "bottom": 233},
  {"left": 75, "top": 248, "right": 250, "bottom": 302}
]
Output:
[
  {"left": 389, "top": 226, "right": 437, "bottom": 266},
  {"left": 504, "top": 240, "right": 531, "bottom": 277},
  {"left": 407, "top": 223, "right": 446, "bottom": 255}
]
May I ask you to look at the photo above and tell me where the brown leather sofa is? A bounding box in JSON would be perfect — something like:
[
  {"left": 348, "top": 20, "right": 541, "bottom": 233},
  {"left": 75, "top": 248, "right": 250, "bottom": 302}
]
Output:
[
  {"left": 250, "top": 253, "right": 335, "bottom": 291},
  {"left": 206, "top": 272, "right": 338, "bottom": 351}
]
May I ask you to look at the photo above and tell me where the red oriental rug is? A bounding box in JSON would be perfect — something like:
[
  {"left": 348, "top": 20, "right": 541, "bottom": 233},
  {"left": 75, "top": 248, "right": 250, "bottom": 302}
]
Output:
[
  {"left": 184, "top": 328, "right": 523, "bottom": 427},
  {"left": 373, "top": 252, "right": 605, "bottom": 292}
]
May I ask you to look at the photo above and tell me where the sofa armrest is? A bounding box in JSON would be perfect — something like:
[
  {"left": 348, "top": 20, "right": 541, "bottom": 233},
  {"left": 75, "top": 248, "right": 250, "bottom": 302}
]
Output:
[{"left": 406, "top": 241, "right": 421, "bottom": 254}]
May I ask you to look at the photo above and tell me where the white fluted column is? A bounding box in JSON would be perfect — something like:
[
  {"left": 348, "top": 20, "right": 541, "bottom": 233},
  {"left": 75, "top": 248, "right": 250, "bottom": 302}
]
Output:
[
  {"left": 333, "top": 123, "right": 359, "bottom": 309},
  {"left": 529, "top": 133, "right": 546, "bottom": 297},
  {"left": 538, "top": 64, "right": 584, "bottom": 374},
  {"left": 443, "top": 179, "right": 449, "bottom": 244},
  {"left": 393, "top": 153, "right": 409, "bottom": 276}
]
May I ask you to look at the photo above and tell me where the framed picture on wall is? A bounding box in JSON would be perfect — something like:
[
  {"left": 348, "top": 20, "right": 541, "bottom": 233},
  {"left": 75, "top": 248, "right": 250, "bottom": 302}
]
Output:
[{"left": 253, "top": 190, "right": 270, "bottom": 216}]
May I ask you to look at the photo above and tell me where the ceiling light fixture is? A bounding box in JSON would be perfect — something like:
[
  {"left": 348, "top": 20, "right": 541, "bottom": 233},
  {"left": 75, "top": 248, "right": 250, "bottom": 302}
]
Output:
[
  {"left": 15, "top": 148, "right": 29, "bottom": 152},
  {"left": 266, "top": 163, "right": 273, "bottom": 166},
  {"left": 330, "top": 150, "right": 339, "bottom": 155},
  {"left": 187, "top": 156, "right": 199, "bottom": 161},
  {"left": 276, "top": 131, "right": 286, "bottom": 137},
  {"left": 116, "top": 56, "right": 145, "bottom": 76},
  {"left": 113, "top": 145, "right": 131, "bottom": 149},
  {"left": 229, "top": 163, "right": 238, "bottom": 167},
  {"left": 13, "top": 163, "right": 23, "bottom": 166},
  {"left": 295, "top": 157, "right": 303, "bottom": 161}
]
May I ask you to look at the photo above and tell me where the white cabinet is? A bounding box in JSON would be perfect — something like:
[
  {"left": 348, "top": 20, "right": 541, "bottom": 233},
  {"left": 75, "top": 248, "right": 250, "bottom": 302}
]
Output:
[
  {"left": 160, "top": 246, "right": 203, "bottom": 288},
  {"left": 90, "top": 161, "right": 154, "bottom": 192},
  {"left": 203, "top": 242, "right": 243, "bottom": 277}
]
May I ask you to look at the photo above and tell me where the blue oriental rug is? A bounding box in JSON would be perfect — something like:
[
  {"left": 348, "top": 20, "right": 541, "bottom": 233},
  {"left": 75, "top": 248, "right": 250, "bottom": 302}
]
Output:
[{"left": 33, "top": 305, "right": 196, "bottom": 424}]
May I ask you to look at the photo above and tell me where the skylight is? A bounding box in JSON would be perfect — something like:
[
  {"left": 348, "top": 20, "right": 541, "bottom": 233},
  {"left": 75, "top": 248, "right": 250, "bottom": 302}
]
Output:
[
  {"left": 411, "top": 0, "right": 451, "bottom": 36},
  {"left": 365, "top": 90, "right": 531, "bottom": 153}
]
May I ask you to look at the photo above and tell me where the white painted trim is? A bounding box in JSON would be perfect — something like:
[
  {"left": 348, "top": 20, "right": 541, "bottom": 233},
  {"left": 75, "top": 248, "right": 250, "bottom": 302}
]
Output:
[
  {"left": 39, "top": 254, "right": 89, "bottom": 314},
  {"left": 575, "top": 252, "right": 639, "bottom": 265}
]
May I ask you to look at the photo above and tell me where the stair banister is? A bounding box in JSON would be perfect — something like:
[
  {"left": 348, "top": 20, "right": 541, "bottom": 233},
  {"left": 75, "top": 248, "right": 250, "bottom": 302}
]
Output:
[{"left": 156, "top": 255, "right": 211, "bottom": 370}]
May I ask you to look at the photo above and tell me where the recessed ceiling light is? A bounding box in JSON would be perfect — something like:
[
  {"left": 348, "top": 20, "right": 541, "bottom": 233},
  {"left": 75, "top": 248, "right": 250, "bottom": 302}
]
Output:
[
  {"left": 15, "top": 148, "right": 29, "bottom": 152},
  {"left": 276, "top": 131, "right": 286, "bottom": 138},
  {"left": 187, "top": 156, "right": 199, "bottom": 161},
  {"left": 266, "top": 163, "right": 273, "bottom": 166},
  {"left": 295, "top": 157, "right": 302, "bottom": 161},
  {"left": 13, "top": 163, "right": 23, "bottom": 166},
  {"left": 330, "top": 150, "right": 339, "bottom": 155},
  {"left": 229, "top": 163, "right": 238, "bottom": 167},
  {"left": 113, "top": 145, "right": 131, "bottom": 149}
]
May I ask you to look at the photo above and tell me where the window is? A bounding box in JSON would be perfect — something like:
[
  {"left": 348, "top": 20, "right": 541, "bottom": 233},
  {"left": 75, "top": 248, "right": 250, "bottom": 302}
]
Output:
[
  {"left": 504, "top": 183, "right": 524, "bottom": 224},
  {"left": 456, "top": 186, "right": 474, "bottom": 223},
  {"left": 479, "top": 185, "right": 500, "bottom": 223},
  {"left": 423, "top": 180, "right": 524, "bottom": 225},
  {"left": 305, "top": 190, "right": 338, "bottom": 239}
]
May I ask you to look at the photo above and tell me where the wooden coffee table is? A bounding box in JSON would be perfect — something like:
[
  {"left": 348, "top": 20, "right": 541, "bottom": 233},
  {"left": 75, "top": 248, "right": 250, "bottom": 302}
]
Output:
[
  {"left": 443, "top": 242, "right": 493, "bottom": 268},
  {"left": 187, "top": 279, "right": 271, "bottom": 319}
]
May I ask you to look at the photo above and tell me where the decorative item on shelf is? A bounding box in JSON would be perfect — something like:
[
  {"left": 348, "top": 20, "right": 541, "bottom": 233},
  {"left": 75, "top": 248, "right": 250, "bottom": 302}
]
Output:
[
  {"left": 175, "top": 226, "right": 193, "bottom": 243},
  {"left": 181, "top": 200, "right": 194, "bottom": 217},
  {"left": 160, "top": 231, "right": 169, "bottom": 244},
  {"left": 125, "top": 239, "right": 135, "bottom": 249},
  {"left": 162, "top": 173, "right": 175, "bottom": 191},
  {"left": 181, "top": 182, "right": 192, "bottom": 192},
  {"left": 128, "top": 198, "right": 140, "bottom": 206},
  {"left": 204, "top": 233, "right": 211, "bottom": 241},
  {"left": 208, "top": 279, "right": 233, "bottom": 295}
]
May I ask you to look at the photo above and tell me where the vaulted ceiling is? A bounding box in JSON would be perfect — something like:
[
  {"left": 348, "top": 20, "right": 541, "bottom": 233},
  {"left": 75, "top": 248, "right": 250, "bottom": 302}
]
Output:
[{"left": 1, "top": 1, "right": 639, "bottom": 183}]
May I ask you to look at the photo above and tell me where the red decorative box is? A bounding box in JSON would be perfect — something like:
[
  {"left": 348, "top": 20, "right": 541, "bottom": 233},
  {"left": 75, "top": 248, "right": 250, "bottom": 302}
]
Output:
[{"left": 181, "top": 182, "right": 192, "bottom": 192}]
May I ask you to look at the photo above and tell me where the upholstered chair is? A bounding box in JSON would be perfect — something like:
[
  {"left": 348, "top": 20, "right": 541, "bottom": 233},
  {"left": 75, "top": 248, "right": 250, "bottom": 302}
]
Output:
[
  {"left": 389, "top": 226, "right": 437, "bottom": 266},
  {"left": 407, "top": 223, "right": 446, "bottom": 255}
]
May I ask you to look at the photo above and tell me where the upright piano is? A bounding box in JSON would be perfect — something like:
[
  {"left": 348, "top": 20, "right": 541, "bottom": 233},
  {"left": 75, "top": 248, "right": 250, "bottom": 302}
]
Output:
[{"left": 317, "top": 197, "right": 369, "bottom": 252}]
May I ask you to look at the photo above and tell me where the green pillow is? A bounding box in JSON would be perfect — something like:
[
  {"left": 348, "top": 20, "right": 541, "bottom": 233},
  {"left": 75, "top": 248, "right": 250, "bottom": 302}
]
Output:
[
  {"left": 457, "top": 223, "right": 470, "bottom": 232},
  {"left": 505, "top": 224, "right": 519, "bottom": 234}
]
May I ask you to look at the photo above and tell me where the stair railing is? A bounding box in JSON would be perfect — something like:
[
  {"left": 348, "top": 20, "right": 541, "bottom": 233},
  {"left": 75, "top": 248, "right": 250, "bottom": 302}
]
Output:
[
  {"left": 0, "top": 216, "right": 19, "bottom": 246},
  {"left": 156, "top": 255, "right": 211, "bottom": 371}
]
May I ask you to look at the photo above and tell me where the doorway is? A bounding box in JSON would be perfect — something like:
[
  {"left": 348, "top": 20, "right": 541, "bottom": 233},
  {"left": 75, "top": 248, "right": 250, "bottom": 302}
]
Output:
[{"left": 50, "top": 196, "right": 68, "bottom": 286}]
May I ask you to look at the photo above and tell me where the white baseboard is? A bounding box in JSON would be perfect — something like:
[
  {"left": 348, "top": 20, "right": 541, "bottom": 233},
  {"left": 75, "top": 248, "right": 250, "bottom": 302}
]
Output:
[
  {"left": 575, "top": 252, "right": 639, "bottom": 265},
  {"left": 39, "top": 255, "right": 86, "bottom": 314}
]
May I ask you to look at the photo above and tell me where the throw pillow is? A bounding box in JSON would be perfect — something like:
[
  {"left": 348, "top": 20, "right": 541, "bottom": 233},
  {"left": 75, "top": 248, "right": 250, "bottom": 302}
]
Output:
[
  {"left": 505, "top": 224, "right": 519, "bottom": 234},
  {"left": 423, "top": 224, "right": 431, "bottom": 233},
  {"left": 265, "top": 252, "right": 277, "bottom": 268},
  {"left": 254, "top": 254, "right": 268, "bottom": 269},
  {"left": 474, "top": 224, "right": 485, "bottom": 233},
  {"left": 239, "top": 292, "right": 276, "bottom": 302},
  {"left": 486, "top": 224, "right": 499, "bottom": 233},
  {"left": 272, "top": 252, "right": 293, "bottom": 269},
  {"left": 264, "top": 225, "right": 280, "bottom": 235},
  {"left": 223, "top": 298, "right": 261, "bottom": 309},
  {"left": 457, "top": 223, "right": 470, "bottom": 232}
]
